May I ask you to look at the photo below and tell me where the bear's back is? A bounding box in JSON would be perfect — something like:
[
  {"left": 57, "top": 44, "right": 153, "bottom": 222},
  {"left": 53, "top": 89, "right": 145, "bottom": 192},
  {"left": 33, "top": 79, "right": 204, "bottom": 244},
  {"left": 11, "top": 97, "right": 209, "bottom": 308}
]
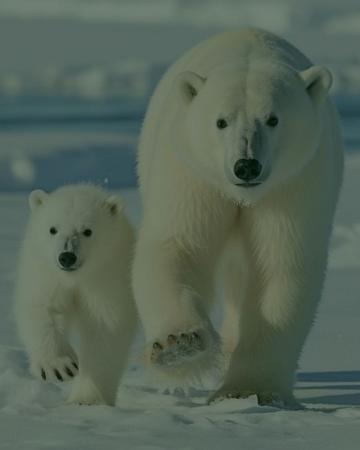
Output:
[
  {"left": 145, "top": 29, "right": 312, "bottom": 119},
  {"left": 170, "top": 28, "right": 311, "bottom": 76}
]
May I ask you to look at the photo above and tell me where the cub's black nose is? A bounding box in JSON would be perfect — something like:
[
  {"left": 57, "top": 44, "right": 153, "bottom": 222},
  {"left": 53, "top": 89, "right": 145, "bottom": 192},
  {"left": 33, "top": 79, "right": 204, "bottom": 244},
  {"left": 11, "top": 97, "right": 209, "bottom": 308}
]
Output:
[
  {"left": 234, "top": 158, "right": 262, "bottom": 182},
  {"left": 58, "top": 252, "right": 77, "bottom": 269}
]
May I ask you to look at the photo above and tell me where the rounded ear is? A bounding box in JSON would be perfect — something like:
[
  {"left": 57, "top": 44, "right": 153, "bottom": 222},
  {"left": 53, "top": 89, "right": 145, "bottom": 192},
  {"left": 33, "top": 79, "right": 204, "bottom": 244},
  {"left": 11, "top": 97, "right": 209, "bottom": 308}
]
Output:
[
  {"left": 104, "top": 195, "right": 124, "bottom": 217},
  {"left": 300, "top": 66, "right": 332, "bottom": 103},
  {"left": 176, "top": 71, "right": 206, "bottom": 103},
  {"left": 29, "top": 189, "right": 48, "bottom": 211}
]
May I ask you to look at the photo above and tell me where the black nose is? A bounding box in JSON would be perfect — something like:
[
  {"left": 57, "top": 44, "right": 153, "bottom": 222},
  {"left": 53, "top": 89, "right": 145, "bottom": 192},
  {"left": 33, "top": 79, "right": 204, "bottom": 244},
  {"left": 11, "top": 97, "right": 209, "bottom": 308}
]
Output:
[
  {"left": 58, "top": 252, "right": 77, "bottom": 269},
  {"left": 234, "top": 158, "right": 262, "bottom": 182}
]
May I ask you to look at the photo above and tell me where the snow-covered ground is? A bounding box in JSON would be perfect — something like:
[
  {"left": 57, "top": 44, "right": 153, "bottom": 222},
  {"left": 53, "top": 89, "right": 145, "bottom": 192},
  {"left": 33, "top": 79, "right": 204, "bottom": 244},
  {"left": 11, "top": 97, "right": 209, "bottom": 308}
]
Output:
[
  {"left": 0, "top": 154, "right": 359, "bottom": 449},
  {"left": 0, "top": 1, "right": 360, "bottom": 447}
]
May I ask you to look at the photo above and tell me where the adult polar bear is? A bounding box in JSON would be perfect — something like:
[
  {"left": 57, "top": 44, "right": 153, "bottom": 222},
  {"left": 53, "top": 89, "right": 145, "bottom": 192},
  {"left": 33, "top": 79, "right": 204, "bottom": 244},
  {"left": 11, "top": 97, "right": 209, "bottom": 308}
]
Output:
[{"left": 133, "top": 28, "right": 343, "bottom": 406}]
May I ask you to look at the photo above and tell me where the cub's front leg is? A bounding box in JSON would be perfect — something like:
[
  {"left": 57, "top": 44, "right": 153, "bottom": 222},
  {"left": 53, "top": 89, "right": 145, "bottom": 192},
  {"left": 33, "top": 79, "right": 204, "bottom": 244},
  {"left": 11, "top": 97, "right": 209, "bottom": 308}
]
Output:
[{"left": 15, "top": 282, "right": 78, "bottom": 383}]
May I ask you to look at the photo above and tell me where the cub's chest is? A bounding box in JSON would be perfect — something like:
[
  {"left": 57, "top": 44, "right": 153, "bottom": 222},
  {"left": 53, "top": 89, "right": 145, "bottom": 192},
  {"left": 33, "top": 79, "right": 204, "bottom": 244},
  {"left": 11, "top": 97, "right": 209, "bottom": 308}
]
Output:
[{"left": 48, "top": 283, "right": 77, "bottom": 314}]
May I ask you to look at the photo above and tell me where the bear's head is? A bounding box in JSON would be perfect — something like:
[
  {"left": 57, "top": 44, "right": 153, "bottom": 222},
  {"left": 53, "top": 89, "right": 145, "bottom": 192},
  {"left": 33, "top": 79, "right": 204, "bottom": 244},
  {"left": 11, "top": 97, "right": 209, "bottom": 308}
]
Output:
[
  {"left": 174, "top": 60, "right": 332, "bottom": 204},
  {"left": 27, "top": 184, "right": 124, "bottom": 277}
]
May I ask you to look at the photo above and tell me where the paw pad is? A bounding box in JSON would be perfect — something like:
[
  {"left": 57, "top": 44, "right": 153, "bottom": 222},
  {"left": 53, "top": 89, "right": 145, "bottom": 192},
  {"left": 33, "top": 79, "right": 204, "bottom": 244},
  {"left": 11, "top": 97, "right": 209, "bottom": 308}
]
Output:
[{"left": 150, "top": 330, "right": 206, "bottom": 366}]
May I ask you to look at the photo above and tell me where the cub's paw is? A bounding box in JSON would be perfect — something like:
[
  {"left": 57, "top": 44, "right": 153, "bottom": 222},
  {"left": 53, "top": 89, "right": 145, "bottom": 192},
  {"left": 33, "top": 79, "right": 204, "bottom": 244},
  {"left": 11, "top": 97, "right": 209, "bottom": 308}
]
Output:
[
  {"left": 150, "top": 330, "right": 209, "bottom": 367},
  {"left": 31, "top": 354, "right": 79, "bottom": 383}
]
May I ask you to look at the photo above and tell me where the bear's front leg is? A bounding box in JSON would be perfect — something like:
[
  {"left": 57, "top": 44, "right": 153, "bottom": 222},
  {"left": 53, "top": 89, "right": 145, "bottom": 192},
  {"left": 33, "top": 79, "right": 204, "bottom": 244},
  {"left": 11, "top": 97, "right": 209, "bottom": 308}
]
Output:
[{"left": 132, "top": 234, "right": 221, "bottom": 380}]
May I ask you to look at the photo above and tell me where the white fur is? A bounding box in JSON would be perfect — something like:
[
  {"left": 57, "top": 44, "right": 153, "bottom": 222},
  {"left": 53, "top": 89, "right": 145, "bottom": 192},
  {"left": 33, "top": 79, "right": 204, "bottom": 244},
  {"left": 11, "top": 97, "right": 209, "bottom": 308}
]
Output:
[
  {"left": 15, "top": 184, "right": 137, "bottom": 406},
  {"left": 133, "top": 28, "right": 344, "bottom": 406}
]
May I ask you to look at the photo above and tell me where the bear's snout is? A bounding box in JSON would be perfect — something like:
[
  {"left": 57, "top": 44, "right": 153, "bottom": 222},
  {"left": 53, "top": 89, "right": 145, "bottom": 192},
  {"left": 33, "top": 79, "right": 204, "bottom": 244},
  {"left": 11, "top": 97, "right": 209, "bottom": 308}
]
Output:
[
  {"left": 234, "top": 158, "right": 262, "bottom": 184},
  {"left": 58, "top": 252, "right": 78, "bottom": 271}
]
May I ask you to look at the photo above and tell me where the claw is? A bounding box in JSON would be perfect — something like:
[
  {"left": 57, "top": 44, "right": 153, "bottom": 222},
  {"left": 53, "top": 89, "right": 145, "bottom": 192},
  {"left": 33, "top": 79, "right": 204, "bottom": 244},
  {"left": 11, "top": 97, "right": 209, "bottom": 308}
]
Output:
[
  {"left": 179, "top": 333, "right": 191, "bottom": 345},
  {"left": 167, "top": 334, "right": 177, "bottom": 345},
  {"left": 65, "top": 366, "right": 74, "bottom": 377},
  {"left": 41, "top": 368, "right": 46, "bottom": 381},
  {"left": 190, "top": 331, "right": 204, "bottom": 350},
  {"left": 153, "top": 342, "right": 163, "bottom": 351},
  {"left": 54, "top": 369, "right": 63, "bottom": 381},
  {"left": 72, "top": 362, "right": 79, "bottom": 370}
]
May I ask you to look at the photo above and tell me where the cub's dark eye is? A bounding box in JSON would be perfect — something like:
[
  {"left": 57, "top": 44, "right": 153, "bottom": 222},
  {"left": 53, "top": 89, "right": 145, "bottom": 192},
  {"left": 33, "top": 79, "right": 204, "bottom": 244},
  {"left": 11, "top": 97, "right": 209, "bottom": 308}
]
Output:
[
  {"left": 49, "top": 227, "right": 57, "bottom": 235},
  {"left": 266, "top": 115, "right": 279, "bottom": 127},
  {"left": 83, "top": 229, "right": 92, "bottom": 237},
  {"left": 216, "top": 118, "right": 228, "bottom": 129}
]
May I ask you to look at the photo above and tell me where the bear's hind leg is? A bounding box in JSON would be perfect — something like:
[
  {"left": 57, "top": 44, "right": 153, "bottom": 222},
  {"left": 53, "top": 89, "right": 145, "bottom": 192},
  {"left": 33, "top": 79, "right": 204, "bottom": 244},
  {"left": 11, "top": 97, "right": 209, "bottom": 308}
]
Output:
[
  {"left": 210, "top": 209, "right": 325, "bottom": 409},
  {"left": 210, "top": 283, "right": 302, "bottom": 408}
]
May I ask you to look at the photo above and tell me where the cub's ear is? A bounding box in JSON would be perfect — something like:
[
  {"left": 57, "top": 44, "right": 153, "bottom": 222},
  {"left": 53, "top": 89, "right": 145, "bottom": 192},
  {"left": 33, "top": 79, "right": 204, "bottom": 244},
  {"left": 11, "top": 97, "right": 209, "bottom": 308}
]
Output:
[
  {"left": 104, "top": 195, "right": 124, "bottom": 217},
  {"left": 300, "top": 66, "right": 332, "bottom": 103},
  {"left": 29, "top": 189, "right": 48, "bottom": 211},
  {"left": 176, "top": 71, "right": 206, "bottom": 103}
]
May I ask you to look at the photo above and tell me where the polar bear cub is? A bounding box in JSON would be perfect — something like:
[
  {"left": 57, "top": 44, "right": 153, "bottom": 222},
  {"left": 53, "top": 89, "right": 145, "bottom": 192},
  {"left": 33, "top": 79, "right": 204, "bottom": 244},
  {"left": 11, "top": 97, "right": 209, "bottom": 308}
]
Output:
[{"left": 14, "top": 184, "right": 137, "bottom": 406}]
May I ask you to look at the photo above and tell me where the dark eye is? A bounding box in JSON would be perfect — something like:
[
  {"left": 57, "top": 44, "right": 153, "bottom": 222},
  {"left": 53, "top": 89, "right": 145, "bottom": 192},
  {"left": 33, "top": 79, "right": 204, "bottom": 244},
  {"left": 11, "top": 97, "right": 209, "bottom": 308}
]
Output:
[
  {"left": 266, "top": 115, "right": 279, "bottom": 127},
  {"left": 216, "top": 118, "right": 228, "bottom": 129},
  {"left": 83, "top": 229, "right": 92, "bottom": 237},
  {"left": 49, "top": 227, "right": 57, "bottom": 235}
]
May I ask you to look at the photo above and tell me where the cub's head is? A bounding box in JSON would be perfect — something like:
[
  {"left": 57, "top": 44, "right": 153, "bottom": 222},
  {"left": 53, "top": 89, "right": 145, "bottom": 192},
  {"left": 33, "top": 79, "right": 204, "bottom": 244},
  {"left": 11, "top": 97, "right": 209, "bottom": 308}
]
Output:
[
  {"left": 174, "top": 60, "right": 332, "bottom": 204},
  {"left": 28, "top": 184, "right": 124, "bottom": 276}
]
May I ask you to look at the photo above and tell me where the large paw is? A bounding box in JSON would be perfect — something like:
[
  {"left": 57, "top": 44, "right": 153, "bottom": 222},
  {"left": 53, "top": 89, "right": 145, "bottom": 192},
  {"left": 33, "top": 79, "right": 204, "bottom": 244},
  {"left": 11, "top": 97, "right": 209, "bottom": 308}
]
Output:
[
  {"left": 31, "top": 354, "right": 79, "bottom": 383},
  {"left": 208, "top": 388, "right": 255, "bottom": 404},
  {"left": 209, "top": 388, "right": 299, "bottom": 409},
  {"left": 150, "top": 331, "right": 207, "bottom": 367}
]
